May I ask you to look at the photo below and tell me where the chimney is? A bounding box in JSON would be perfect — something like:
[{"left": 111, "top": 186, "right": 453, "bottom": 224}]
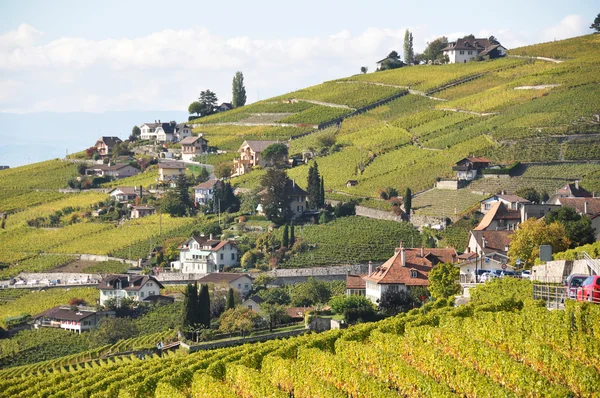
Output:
[
  {"left": 127, "top": 274, "right": 131, "bottom": 282},
  {"left": 209, "top": 233, "right": 214, "bottom": 240},
  {"left": 158, "top": 119, "right": 161, "bottom": 123},
  {"left": 575, "top": 180, "right": 579, "bottom": 190},
  {"left": 400, "top": 247, "right": 406, "bottom": 267},
  {"left": 482, "top": 238, "right": 487, "bottom": 248},
  {"left": 292, "top": 180, "right": 295, "bottom": 188},
  {"left": 368, "top": 261, "right": 373, "bottom": 275},
  {"left": 421, "top": 245, "right": 424, "bottom": 258},
  {"left": 585, "top": 201, "right": 588, "bottom": 214}
]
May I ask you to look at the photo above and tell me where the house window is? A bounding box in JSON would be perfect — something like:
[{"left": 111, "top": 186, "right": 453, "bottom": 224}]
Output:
[
  {"left": 149, "top": 291, "right": 155, "bottom": 296},
  {"left": 140, "top": 292, "right": 145, "bottom": 298},
  {"left": 484, "top": 204, "right": 491, "bottom": 210},
  {"left": 231, "top": 253, "right": 235, "bottom": 260},
  {"left": 248, "top": 305, "right": 252, "bottom": 309},
  {"left": 468, "top": 50, "right": 473, "bottom": 55},
  {"left": 244, "top": 284, "right": 249, "bottom": 289},
  {"left": 410, "top": 270, "right": 418, "bottom": 278},
  {"left": 238, "top": 284, "right": 241, "bottom": 288},
  {"left": 460, "top": 50, "right": 464, "bottom": 55},
  {"left": 220, "top": 253, "right": 224, "bottom": 260}
]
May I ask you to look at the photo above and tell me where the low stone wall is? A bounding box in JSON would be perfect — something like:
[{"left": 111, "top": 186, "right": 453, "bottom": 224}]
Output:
[
  {"left": 184, "top": 328, "right": 308, "bottom": 352},
  {"left": 155, "top": 273, "right": 207, "bottom": 282},
  {"left": 269, "top": 264, "right": 370, "bottom": 286},
  {"left": 17, "top": 272, "right": 101, "bottom": 283},
  {"left": 409, "top": 214, "right": 449, "bottom": 227},
  {"left": 79, "top": 254, "right": 138, "bottom": 266},
  {"left": 436, "top": 180, "right": 459, "bottom": 190},
  {"left": 355, "top": 206, "right": 403, "bottom": 222},
  {"left": 531, "top": 259, "right": 594, "bottom": 283}
]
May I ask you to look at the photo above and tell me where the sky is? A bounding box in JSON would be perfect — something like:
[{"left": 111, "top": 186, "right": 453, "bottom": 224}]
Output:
[{"left": 0, "top": 0, "right": 597, "bottom": 114}]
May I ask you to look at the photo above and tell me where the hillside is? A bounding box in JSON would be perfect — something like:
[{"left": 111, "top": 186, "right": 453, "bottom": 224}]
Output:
[
  {"left": 187, "top": 35, "right": 600, "bottom": 204},
  {"left": 1, "top": 280, "right": 599, "bottom": 397}
]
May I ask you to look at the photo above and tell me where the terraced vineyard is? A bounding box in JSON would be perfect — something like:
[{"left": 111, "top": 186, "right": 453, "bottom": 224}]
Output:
[
  {"left": 3, "top": 280, "right": 599, "bottom": 398},
  {"left": 412, "top": 189, "right": 487, "bottom": 217}
]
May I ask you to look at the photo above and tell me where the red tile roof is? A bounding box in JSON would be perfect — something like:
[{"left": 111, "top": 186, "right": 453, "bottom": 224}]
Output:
[
  {"left": 470, "top": 230, "right": 513, "bottom": 255},
  {"left": 558, "top": 197, "right": 600, "bottom": 215},
  {"left": 474, "top": 202, "right": 520, "bottom": 230},
  {"left": 365, "top": 247, "right": 458, "bottom": 286},
  {"left": 346, "top": 274, "right": 366, "bottom": 289}
]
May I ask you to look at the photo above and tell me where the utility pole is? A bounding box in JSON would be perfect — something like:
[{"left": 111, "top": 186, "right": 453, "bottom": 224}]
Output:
[{"left": 218, "top": 199, "right": 221, "bottom": 227}]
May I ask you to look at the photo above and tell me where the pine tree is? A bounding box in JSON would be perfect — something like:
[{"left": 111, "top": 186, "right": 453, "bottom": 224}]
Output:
[
  {"left": 404, "top": 187, "right": 412, "bottom": 218},
  {"left": 198, "top": 284, "right": 211, "bottom": 328},
  {"left": 307, "top": 161, "right": 321, "bottom": 209},
  {"left": 176, "top": 174, "right": 191, "bottom": 209},
  {"left": 199, "top": 89, "right": 218, "bottom": 116},
  {"left": 282, "top": 224, "right": 289, "bottom": 248},
  {"left": 181, "top": 283, "right": 198, "bottom": 329},
  {"left": 226, "top": 288, "right": 236, "bottom": 310},
  {"left": 232, "top": 71, "right": 247, "bottom": 108},
  {"left": 289, "top": 221, "right": 295, "bottom": 247}
]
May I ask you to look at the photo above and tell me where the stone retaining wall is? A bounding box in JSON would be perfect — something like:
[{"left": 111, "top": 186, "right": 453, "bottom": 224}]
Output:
[{"left": 184, "top": 329, "right": 308, "bottom": 352}]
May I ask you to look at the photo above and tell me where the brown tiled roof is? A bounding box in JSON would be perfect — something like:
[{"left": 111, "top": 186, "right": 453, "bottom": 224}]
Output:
[
  {"left": 474, "top": 202, "right": 520, "bottom": 230},
  {"left": 470, "top": 230, "right": 513, "bottom": 255},
  {"left": 346, "top": 274, "right": 366, "bottom": 289},
  {"left": 496, "top": 194, "right": 530, "bottom": 204},
  {"left": 443, "top": 38, "right": 493, "bottom": 51},
  {"left": 556, "top": 183, "right": 592, "bottom": 198},
  {"left": 96, "top": 136, "right": 122, "bottom": 148},
  {"left": 33, "top": 306, "right": 97, "bottom": 321},
  {"left": 240, "top": 140, "right": 286, "bottom": 153},
  {"left": 197, "top": 273, "right": 249, "bottom": 284},
  {"left": 365, "top": 247, "right": 458, "bottom": 285},
  {"left": 193, "top": 179, "right": 218, "bottom": 189},
  {"left": 180, "top": 136, "right": 207, "bottom": 145},
  {"left": 285, "top": 307, "right": 313, "bottom": 319},
  {"left": 98, "top": 275, "right": 163, "bottom": 291},
  {"left": 558, "top": 197, "right": 600, "bottom": 215}
]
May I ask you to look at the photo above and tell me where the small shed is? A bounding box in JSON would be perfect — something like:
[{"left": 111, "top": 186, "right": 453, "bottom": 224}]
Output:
[{"left": 346, "top": 180, "right": 358, "bottom": 187}]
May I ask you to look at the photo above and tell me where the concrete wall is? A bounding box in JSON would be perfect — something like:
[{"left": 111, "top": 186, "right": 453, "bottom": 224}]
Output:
[
  {"left": 530, "top": 260, "right": 597, "bottom": 283},
  {"left": 79, "top": 254, "right": 138, "bottom": 267},
  {"left": 436, "top": 180, "right": 459, "bottom": 190},
  {"left": 268, "top": 264, "right": 370, "bottom": 286},
  {"left": 185, "top": 328, "right": 308, "bottom": 352}
]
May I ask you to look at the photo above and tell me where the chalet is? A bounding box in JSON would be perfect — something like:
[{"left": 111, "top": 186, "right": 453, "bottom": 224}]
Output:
[
  {"left": 364, "top": 245, "right": 458, "bottom": 304},
  {"left": 85, "top": 164, "right": 139, "bottom": 179},
  {"left": 171, "top": 235, "right": 238, "bottom": 274},
  {"left": 218, "top": 103, "right": 233, "bottom": 112},
  {"left": 466, "top": 229, "right": 512, "bottom": 258},
  {"left": 257, "top": 180, "right": 309, "bottom": 219},
  {"left": 453, "top": 157, "right": 491, "bottom": 180},
  {"left": 109, "top": 186, "right": 148, "bottom": 202},
  {"left": 474, "top": 202, "right": 520, "bottom": 231},
  {"left": 180, "top": 135, "right": 208, "bottom": 161},
  {"left": 241, "top": 295, "right": 264, "bottom": 312},
  {"left": 95, "top": 136, "right": 122, "bottom": 157},
  {"left": 480, "top": 194, "right": 531, "bottom": 214},
  {"left": 194, "top": 179, "right": 219, "bottom": 206},
  {"left": 130, "top": 206, "right": 156, "bottom": 219},
  {"left": 346, "top": 180, "right": 358, "bottom": 187},
  {"left": 98, "top": 274, "right": 163, "bottom": 306},
  {"left": 548, "top": 181, "right": 593, "bottom": 204},
  {"left": 158, "top": 161, "right": 186, "bottom": 182},
  {"left": 32, "top": 306, "right": 115, "bottom": 334},
  {"left": 196, "top": 273, "right": 253, "bottom": 297},
  {"left": 442, "top": 38, "right": 506, "bottom": 64},
  {"left": 234, "top": 140, "right": 288, "bottom": 176},
  {"left": 140, "top": 121, "right": 190, "bottom": 143}
]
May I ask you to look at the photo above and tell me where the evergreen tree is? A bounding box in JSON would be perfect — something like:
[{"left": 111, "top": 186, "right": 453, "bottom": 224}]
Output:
[
  {"left": 213, "top": 181, "right": 240, "bottom": 213},
  {"left": 592, "top": 13, "right": 600, "bottom": 32},
  {"left": 226, "top": 288, "right": 236, "bottom": 310},
  {"left": 282, "top": 224, "right": 289, "bottom": 248},
  {"left": 404, "top": 187, "right": 412, "bottom": 217},
  {"left": 289, "top": 221, "right": 295, "bottom": 247},
  {"left": 232, "top": 71, "right": 247, "bottom": 108},
  {"left": 175, "top": 174, "right": 191, "bottom": 209},
  {"left": 181, "top": 283, "right": 198, "bottom": 329},
  {"left": 261, "top": 168, "right": 292, "bottom": 225},
  {"left": 198, "top": 284, "right": 211, "bottom": 328},
  {"left": 320, "top": 176, "right": 325, "bottom": 207},
  {"left": 403, "top": 29, "right": 414, "bottom": 65},
  {"left": 307, "top": 161, "right": 321, "bottom": 209},
  {"left": 199, "top": 89, "right": 218, "bottom": 116}
]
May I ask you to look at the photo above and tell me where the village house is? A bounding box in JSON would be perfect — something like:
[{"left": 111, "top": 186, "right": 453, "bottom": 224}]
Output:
[
  {"left": 32, "top": 306, "right": 115, "bottom": 334},
  {"left": 443, "top": 37, "right": 506, "bottom": 64},
  {"left": 346, "top": 180, "right": 358, "bottom": 188},
  {"left": 241, "top": 295, "right": 264, "bottom": 312},
  {"left": 548, "top": 181, "right": 593, "bottom": 204},
  {"left": 98, "top": 274, "right": 163, "bottom": 306},
  {"left": 109, "top": 186, "right": 148, "bottom": 202},
  {"left": 130, "top": 205, "right": 156, "bottom": 219},
  {"left": 180, "top": 135, "right": 208, "bottom": 161},
  {"left": 555, "top": 197, "right": 600, "bottom": 240},
  {"left": 139, "top": 121, "right": 191, "bottom": 143},
  {"left": 480, "top": 193, "right": 531, "bottom": 214},
  {"left": 456, "top": 250, "right": 513, "bottom": 282},
  {"left": 453, "top": 157, "right": 491, "bottom": 180},
  {"left": 466, "top": 229, "right": 512, "bottom": 259},
  {"left": 158, "top": 161, "right": 186, "bottom": 182},
  {"left": 474, "top": 202, "right": 520, "bottom": 231},
  {"left": 194, "top": 179, "right": 219, "bottom": 206},
  {"left": 257, "top": 180, "right": 309, "bottom": 219},
  {"left": 233, "top": 140, "right": 288, "bottom": 176},
  {"left": 95, "top": 136, "right": 123, "bottom": 157},
  {"left": 171, "top": 235, "right": 238, "bottom": 274},
  {"left": 85, "top": 164, "right": 139, "bottom": 179},
  {"left": 520, "top": 203, "right": 561, "bottom": 222},
  {"left": 218, "top": 102, "right": 233, "bottom": 112},
  {"left": 196, "top": 273, "right": 253, "bottom": 297},
  {"left": 346, "top": 273, "right": 367, "bottom": 296},
  {"left": 364, "top": 245, "right": 458, "bottom": 304}
]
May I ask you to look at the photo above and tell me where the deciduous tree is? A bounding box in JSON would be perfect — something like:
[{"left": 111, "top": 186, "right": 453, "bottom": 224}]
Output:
[
  {"left": 378, "top": 290, "right": 414, "bottom": 315},
  {"left": 507, "top": 218, "right": 570, "bottom": 268},
  {"left": 261, "top": 168, "right": 292, "bottom": 225},
  {"left": 260, "top": 303, "right": 286, "bottom": 332},
  {"left": 360, "top": 66, "right": 368, "bottom": 74},
  {"left": 188, "top": 101, "right": 202, "bottom": 116},
  {"left": 262, "top": 143, "right": 288, "bottom": 167},
  {"left": 545, "top": 207, "right": 596, "bottom": 248},
  {"left": 428, "top": 262, "right": 460, "bottom": 300}
]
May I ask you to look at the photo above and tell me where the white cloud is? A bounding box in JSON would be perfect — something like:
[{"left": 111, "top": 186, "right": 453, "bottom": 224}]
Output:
[{"left": 542, "top": 15, "right": 587, "bottom": 42}]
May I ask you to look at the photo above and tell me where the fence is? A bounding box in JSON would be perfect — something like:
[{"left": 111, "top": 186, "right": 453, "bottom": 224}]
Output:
[{"left": 533, "top": 284, "right": 568, "bottom": 310}]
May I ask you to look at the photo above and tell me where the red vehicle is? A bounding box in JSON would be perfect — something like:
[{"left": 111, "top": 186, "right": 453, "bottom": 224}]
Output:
[
  {"left": 565, "top": 274, "right": 588, "bottom": 300},
  {"left": 576, "top": 275, "right": 600, "bottom": 303}
]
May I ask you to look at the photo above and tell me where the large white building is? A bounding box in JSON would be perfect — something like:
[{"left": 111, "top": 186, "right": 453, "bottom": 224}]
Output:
[
  {"left": 171, "top": 235, "right": 238, "bottom": 274},
  {"left": 140, "top": 121, "right": 192, "bottom": 143},
  {"left": 443, "top": 37, "right": 506, "bottom": 64},
  {"left": 97, "top": 274, "right": 163, "bottom": 306}
]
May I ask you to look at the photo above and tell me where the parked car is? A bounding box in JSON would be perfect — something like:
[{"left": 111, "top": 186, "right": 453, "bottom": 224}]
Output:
[
  {"left": 565, "top": 274, "right": 588, "bottom": 300},
  {"left": 520, "top": 270, "right": 531, "bottom": 279},
  {"left": 576, "top": 275, "right": 600, "bottom": 303},
  {"left": 489, "top": 269, "right": 516, "bottom": 278}
]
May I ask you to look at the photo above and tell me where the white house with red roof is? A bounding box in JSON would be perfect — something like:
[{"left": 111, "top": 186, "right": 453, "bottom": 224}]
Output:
[
  {"left": 97, "top": 274, "right": 164, "bottom": 306},
  {"left": 364, "top": 245, "right": 458, "bottom": 304},
  {"left": 443, "top": 37, "right": 506, "bottom": 64},
  {"left": 172, "top": 235, "right": 238, "bottom": 274}
]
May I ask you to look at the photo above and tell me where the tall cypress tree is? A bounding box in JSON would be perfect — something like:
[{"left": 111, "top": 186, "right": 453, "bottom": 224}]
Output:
[
  {"left": 181, "top": 283, "right": 198, "bottom": 329},
  {"left": 232, "top": 71, "right": 247, "bottom": 108},
  {"left": 282, "top": 224, "right": 289, "bottom": 248},
  {"left": 198, "top": 284, "right": 211, "bottom": 328},
  {"left": 289, "top": 221, "right": 295, "bottom": 247},
  {"left": 319, "top": 176, "right": 325, "bottom": 208},
  {"left": 404, "top": 187, "right": 412, "bottom": 218},
  {"left": 307, "top": 161, "right": 321, "bottom": 209},
  {"left": 226, "top": 288, "right": 236, "bottom": 310}
]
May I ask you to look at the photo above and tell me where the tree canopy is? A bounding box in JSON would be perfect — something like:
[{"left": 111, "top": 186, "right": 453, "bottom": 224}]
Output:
[
  {"left": 418, "top": 37, "right": 449, "bottom": 64},
  {"left": 360, "top": 66, "right": 368, "bottom": 74},
  {"left": 403, "top": 29, "right": 414, "bottom": 65},
  {"left": 260, "top": 168, "right": 292, "bottom": 225},
  {"left": 545, "top": 207, "right": 596, "bottom": 248},
  {"left": 188, "top": 101, "right": 203, "bottom": 116},
  {"left": 232, "top": 71, "right": 247, "bottom": 108},
  {"left": 428, "top": 262, "right": 461, "bottom": 299},
  {"left": 507, "top": 218, "right": 570, "bottom": 268},
  {"left": 198, "top": 90, "right": 218, "bottom": 116},
  {"left": 592, "top": 13, "right": 600, "bottom": 32},
  {"left": 262, "top": 143, "right": 288, "bottom": 167}
]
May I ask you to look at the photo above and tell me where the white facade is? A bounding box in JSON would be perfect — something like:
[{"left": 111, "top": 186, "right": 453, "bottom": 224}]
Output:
[
  {"left": 99, "top": 280, "right": 160, "bottom": 306},
  {"left": 194, "top": 185, "right": 215, "bottom": 205},
  {"left": 365, "top": 280, "right": 407, "bottom": 303},
  {"left": 172, "top": 237, "right": 238, "bottom": 274},
  {"left": 446, "top": 49, "right": 479, "bottom": 64},
  {"left": 456, "top": 169, "right": 478, "bottom": 181},
  {"left": 228, "top": 275, "right": 253, "bottom": 297}
]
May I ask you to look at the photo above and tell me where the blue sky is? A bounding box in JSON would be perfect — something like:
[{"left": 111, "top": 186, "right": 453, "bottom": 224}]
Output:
[{"left": 0, "top": 0, "right": 597, "bottom": 113}]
